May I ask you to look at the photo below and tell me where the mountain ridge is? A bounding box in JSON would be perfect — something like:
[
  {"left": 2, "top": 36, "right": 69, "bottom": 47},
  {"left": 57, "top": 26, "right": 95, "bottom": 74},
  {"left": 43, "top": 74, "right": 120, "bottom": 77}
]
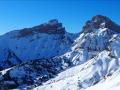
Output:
[{"left": 0, "top": 15, "right": 120, "bottom": 90}]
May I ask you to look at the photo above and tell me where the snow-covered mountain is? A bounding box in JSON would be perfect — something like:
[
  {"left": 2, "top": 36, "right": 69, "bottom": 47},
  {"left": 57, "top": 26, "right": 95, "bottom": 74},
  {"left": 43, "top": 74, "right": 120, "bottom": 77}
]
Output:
[
  {"left": 0, "top": 19, "right": 76, "bottom": 69},
  {"left": 0, "top": 15, "right": 120, "bottom": 90}
]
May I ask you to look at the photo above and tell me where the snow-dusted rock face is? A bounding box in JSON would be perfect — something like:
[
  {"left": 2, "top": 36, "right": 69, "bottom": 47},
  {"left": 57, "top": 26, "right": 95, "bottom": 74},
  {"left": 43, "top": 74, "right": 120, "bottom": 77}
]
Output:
[
  {"left": 0, "top": 19, "right": 76, "bottom": 70},
  {"left": 1, "top": 15, "right": 120, "bottom": 90}
]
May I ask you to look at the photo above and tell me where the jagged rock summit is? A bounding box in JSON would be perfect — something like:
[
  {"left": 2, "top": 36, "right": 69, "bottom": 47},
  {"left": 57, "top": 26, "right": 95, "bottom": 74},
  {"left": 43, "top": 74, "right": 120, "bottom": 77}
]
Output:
[
  {"left": 83, "top": 15, "right": 120, "bottom": 33},
  {"left": 18, "top": 19, "right": 65, "bottom": 38}
]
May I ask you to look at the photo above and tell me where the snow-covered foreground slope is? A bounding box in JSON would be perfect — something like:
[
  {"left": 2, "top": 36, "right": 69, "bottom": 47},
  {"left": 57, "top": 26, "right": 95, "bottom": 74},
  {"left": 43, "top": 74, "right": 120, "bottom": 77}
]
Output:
[
  {"left": 86, "top": 69, "right": 120, "bottom": 90},
  {"left": 34, "top": 50, "right": 120, "bottom": 90},
  {"left": 1, "top": 15, "right": 120, "bottom": 90}
]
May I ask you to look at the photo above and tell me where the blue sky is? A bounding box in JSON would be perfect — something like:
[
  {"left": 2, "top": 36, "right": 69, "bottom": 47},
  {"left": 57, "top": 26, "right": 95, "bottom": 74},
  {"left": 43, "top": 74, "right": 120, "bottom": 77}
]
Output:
[{"left": 0, "top": 0, "right": 120, "bottom": 35}]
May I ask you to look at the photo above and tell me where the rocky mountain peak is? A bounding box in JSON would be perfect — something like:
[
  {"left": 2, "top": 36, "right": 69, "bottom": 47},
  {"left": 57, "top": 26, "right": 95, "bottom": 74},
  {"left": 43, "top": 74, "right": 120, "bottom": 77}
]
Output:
[
  {"left": 18, "top": 19, "right": 65, "bottom": 38},
  {"left": 82, "top": 15, "right": 120, "bottom": 33}
]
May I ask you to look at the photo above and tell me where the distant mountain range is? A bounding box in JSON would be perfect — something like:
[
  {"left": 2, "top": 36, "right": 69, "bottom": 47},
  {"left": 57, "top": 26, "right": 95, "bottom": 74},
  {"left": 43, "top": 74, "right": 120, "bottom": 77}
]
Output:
[{"left": 0, "top": 15, "right": 120, "bottom": 90}]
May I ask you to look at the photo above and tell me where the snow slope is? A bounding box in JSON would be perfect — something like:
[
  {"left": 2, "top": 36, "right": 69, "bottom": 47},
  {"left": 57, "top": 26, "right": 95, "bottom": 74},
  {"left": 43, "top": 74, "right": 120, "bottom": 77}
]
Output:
[
  {"left": 86, "top": 69, "right": 120, "bottom": 90},
  {"left": 34, "top": 50, "right": 120, "bottom": 90}
]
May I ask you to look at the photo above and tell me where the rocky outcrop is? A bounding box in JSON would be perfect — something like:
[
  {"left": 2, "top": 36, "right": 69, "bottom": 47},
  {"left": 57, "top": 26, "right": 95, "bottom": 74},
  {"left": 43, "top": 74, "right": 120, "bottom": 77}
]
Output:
[
  {"left": 18, "top": 19, "right": 65, "bottom": 38},
  {"left": 82, "top": 15, "right": 120, "bottom": 33}
]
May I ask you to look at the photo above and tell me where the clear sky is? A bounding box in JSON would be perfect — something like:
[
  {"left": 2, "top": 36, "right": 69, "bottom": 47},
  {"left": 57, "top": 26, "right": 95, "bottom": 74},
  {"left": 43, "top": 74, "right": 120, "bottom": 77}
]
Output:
[{"left": 0, "top": 0, "right": 120, "bottom": 35}]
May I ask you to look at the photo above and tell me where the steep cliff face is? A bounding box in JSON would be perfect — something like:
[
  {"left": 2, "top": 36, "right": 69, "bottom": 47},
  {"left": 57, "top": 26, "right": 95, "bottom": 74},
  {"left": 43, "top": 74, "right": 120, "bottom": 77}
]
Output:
[
  {"left": 0, "top": 15, "right": 120, "bottom": 90},
  {"left": 17, "top": 19, "right": 65, "bottom": 38}
]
